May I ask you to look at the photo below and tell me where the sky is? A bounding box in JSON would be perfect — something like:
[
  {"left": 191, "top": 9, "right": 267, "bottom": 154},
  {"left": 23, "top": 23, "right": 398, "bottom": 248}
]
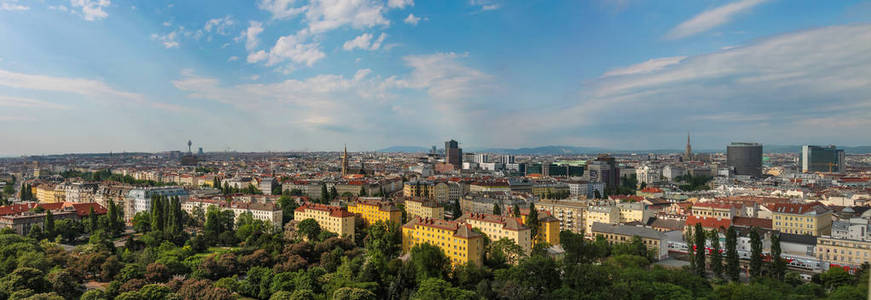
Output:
[{"left": 1, "top": 0, "right": 871, "bottom": 155}]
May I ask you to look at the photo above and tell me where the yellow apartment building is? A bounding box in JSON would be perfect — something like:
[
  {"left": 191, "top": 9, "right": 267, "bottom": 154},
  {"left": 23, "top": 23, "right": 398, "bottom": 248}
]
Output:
[
  {"left": 347, "top": 198, "right": 402, "bottom": 226},
  {"left": 404, "top": 197, "right": 444, "bottom": 220},
  {"left": 770, "top": 203, "right": 832, "bottom": 236},
  {"left": 294, "top": 202, "right": 356, "bottom": 240},
  {"left": 457, "top": 212, "right": 532, "bottom": 254},
  {"left": 402, "top": 217, "right": 484, "bottom": 265}
]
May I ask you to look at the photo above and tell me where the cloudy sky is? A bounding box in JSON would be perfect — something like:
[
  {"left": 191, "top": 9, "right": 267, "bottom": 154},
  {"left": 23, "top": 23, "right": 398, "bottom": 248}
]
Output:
[{"left": 1, "top": 0, "right": 870, "bottom": 155}]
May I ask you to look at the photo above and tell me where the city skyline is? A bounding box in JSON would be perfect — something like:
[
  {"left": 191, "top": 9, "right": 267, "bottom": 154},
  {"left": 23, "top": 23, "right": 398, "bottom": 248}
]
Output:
[{"left": 3, "top": 0, "right": 871, "bottom": 155}]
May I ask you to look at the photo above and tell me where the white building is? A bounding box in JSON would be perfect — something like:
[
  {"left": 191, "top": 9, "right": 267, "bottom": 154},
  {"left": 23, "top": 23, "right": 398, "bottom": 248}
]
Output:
[
  {"left": 182, "top": 198, "right": 283, "bottom": 230},
  {"left": 126, "top": 187, "right": 188, "bottom": 220}
]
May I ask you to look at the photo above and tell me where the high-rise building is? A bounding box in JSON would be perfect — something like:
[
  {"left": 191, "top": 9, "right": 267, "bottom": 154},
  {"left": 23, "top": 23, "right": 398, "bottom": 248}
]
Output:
[
  {"left": 726, "top": 142, "right": 763, "bottom": 177},
  {"left": 801, "top": 145, "right": 846, "bottom": 173},
  {"left": 341, "top": 145, "right": 349, "bottom": 176},
  {"left": 584, "top": 154, "right": 620, "bottom": 191},
  {"left": 445, "top": 139, "right": 463, "bottom": 169},
  {"left": 684, "top": 132, "right": 693, "bottom": 161}
]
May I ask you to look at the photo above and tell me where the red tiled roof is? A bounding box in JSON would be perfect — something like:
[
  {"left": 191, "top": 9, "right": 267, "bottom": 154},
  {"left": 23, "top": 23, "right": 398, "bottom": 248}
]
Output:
[
  {"left": 296, "top": 202, "right": 354, "bottom": 218},
  {"left": 693, "top": 202, "right": 741, "bottom": 210},
  {"left": 732, "top": 217, "right": 772, "bottom": 229},
  {"left": 610, "top": 195, "right": 644, "bottom": 202},
  {"left": 686, "top": 215, "right": 732, "bottom": 230},
  {"left": 767, "top": 202, "right": 829, "bottom": 215},
  {"left": 640, "top": 187, "right": 663, "bottom": 193}
]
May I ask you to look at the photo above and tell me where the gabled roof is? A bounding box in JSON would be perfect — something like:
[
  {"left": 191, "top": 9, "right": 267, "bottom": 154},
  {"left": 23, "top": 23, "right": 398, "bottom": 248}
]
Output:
[
  {"left": 404, "top": 217, "right": 482, "bottom": 239},
  {"left": 732, "top": 217, "right": 772, "bottom": 229},
  {"left": 685, "top": 215, "right": 732, "bottom": 230}
]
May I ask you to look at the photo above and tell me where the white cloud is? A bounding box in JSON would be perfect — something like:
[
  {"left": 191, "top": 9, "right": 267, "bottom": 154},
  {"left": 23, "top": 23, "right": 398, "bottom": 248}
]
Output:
[
  {"left": 469, "top": 0, "right": 500, "bottom": 11},
  {"left": 666, "top": 0, "right": 767, "bottom": 39},
  {"left": 601, "top": 56, "right": 686, "bottom": 77},
  {"left": 253, "top": 32, "right": 325, "bottom": 67},
  {"left": 258, "top": 0, "right": 306, "bottom": 19},
  {"left": 0, "top": 1, "right": 29, "bottom": 11},
  {"left": 404, "top": 13, "right": 421, "bottom": 25},
  {"left": 305, "top": 0, "right": 389, "bottom": 34},
  {"left": 70, "top": 0, "right": 110, "bottom": 21},
  {"left": 227, "top": 56, "right": 240, "bottom": 62},
  {"left": 151, "top": 29, "right": 180, "bottom": 49},
  {"left": 542, "top": 24, "right": 871, "bottom": 145},
  {"left": 0, "top": 96, "right": 69, "bottom": 110},
  {"left": 387, "top": 0, "right": 413, "bottom": 9},
  {"left": 0, "top": 68, "right": 184, "bottom": 111},
  {"left": 401, "top": 52, "right": 493, "bottom": 100},
  {"left": 342, "top": 32, "right": 387, "bottom": 51},
  {"left": 242, "top": 21, "right": 264, "bottom": 51},
  {"left": 204, "top": 15, "right": 235, "bottom": 35},
  {"left": 162, "top": 21, "right": 172, "bottom": 27}
]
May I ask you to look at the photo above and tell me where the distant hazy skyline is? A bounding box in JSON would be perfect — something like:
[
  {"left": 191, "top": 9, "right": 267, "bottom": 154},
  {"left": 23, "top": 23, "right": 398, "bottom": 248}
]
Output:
[{"left": 2, "top": 0, "right": 871, "bottom": 155}]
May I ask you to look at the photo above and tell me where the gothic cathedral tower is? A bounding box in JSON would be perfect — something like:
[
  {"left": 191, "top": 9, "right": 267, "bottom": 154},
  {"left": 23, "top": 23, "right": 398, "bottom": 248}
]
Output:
[{"left": 341, "top": 145, "right": 349, "bottom": 176}]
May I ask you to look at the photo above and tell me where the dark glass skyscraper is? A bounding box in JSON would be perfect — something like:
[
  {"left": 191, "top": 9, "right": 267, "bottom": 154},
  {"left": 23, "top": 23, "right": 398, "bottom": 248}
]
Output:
[
  {"left": 726, "top": 142, "right": 763, "bottom": 177},
  {"left": 801, "top": 145, "right": 845, "bottom": 173},
  {"left": 445, "top": 139, "right": 462, "bottom": 169}
]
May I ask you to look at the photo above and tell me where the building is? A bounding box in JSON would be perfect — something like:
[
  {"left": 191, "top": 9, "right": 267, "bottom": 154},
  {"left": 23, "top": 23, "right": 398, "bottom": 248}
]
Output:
[
  {"left": 457, "top": 212, "right": 532, "bottom": 254},
  {"left": 403, "top": 181, "right": 434, "bottom": 199},
  {"left": 727, "top": 142, "right": 763, "bottom": 177},
  {"left": 585, "top": 205, "right": 619, "bottom": 235},
  {"left": 182, "top": 198, "right": 283, "bottom": 230},
  {"left": 0, "top": 202, "right": 106, "bottom": 235},
  {"left": 126, "top": 187, "right": 188, "bottom": 221},
  {"left": 831, "top": 218, "right": 871, "bottom": 242},
  {"left": 691, "top": 202, "right": 743, "bottom": 219},
  {"left": 258, "top": 177, "right": 276, "bottom": 195},
  {"left": 517, "top": 209, "right": 561, "bottom": 246},
  {"left": 584, "top": 154, "right": 620, "bottom": 192},
  {"left": 565, "top": 181, "right": 604, "bottom": 199},
  {"left": 684, "top": 132, "right": 693, "bottom": 161},
  {"left": 445, "top": 140, "right": 463, "bottom": 170},
  {"left": 591, "top": 222, "right": 669, "bottom": 259},
  {"left": 341, "top": 145, "right": 350, "bottom": 176},
  {"left": 770, "top": 203, "right": 832, "bottom": 236},
  {"left": 817, "top": 236, "right": 871, "bottom": 270},
  {"left": 402, "top": 217, "right": 484, "bottom": 265},
  {"left": 294, "top": 202, "right": 356, "bottom": 239},
  {"left": 536, "top": 199, "right": 586, "bottom": 234},
  {"left": 35, "top": 183, "right": 65, "bottom": 203},
  {"left": 347, "top": 198, "right": 402, "bottom": 226},
  {"left": 801, "top": 145, "right": 846, "bottom": 173},
  {"left": 433, "top": 181, "right": 461, "bottom": 204},
  {"left": 404, "top": 197, "right": 444, "bottom": 220}
]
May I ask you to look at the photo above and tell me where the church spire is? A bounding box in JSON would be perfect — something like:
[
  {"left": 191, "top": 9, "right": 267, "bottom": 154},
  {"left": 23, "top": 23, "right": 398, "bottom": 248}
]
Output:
[
  {"left": 685, "top": 132, "right": 692, "bottom": 160},
  {"left": 341, "top": 144, "right": 348, "bottom": 176}
]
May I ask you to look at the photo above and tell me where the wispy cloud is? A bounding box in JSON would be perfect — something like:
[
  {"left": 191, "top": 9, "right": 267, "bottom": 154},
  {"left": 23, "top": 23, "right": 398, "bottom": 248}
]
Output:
[
  {"left": 666, "top": 0, "right": 767, "bottom": 39},
  {"left": 601, "top": 56, "right": 686, "bottom": 78},
  {"left": 0, "top": 96, "right": 70, "bottom": 110},
  {"left": 342, "top": 33, "right": 387, "bottom": 51},
  {"left": 0, "top": 68, "right": 186, "bottom": 112},
  {"left": 0, "top": 0, "right": 28, "bottom": 11},
  {"left": 70, "top": 0, "right": 111, "bottom": 21},
  {"left": 404, "top": 13, "right": 421, "bottom": 25}
]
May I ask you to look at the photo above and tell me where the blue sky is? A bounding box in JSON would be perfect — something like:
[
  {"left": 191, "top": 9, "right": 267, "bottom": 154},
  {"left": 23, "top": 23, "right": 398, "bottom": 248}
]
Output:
[{"left": 1, "top": 0, "right": 871, "bottom": 155}]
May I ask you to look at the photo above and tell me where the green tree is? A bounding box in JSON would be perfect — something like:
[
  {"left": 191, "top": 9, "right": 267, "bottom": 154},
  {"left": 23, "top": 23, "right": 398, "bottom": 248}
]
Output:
[
  {"left": 278, "top": 195, "right": 298, "bottom": 225},
  {"left": 725, "top": 226, "right": 739, "bottom": 281},
  {"left": 43, "top": 210, "right": 55, "bottom": 239},
  {"left": 512, "top": 203, "right": 521, "bottom": 217},
  {"left": 412, "top": 278, "right": 476, "bottom": 300},
  {"left": 492, "top": 203, "right": 501, "bottom": 215},
  {"left": 749, "top": 227, "right": 762, "bottom": 278},
  {"left": 770, "top": 232, "right": 785, "bottom": 280},
  {"left": 330, "top": 186, "right": 338, "bottom": 200},
  {"left": 88, "top": 206, "right": 98, "bottom": 233},
  {"left": 489, "top": 238, "right": 526, "bottom": 265},
  {"left": 526, "top": 203, "right": 540, "bottom": 242},
  {"left": 709, "top": 229, "right": 723, "bottom": 278},
  {"left": 333, "top": 287, "right": 377, "bottom": 300},
  {"left": 410, "top": 243, "right": 449, "bottom": 281},
  {"left": 693, "top": 223, "right": 706, "bottom": 277},
  {"left": 321, "top": 184, "right": 329, "bottom": 202},
  {"left": 358, "top": 186, "right": 367, "bottom": 197},
  {"left": 297, "top": 219, "right": 322, "bottom": 241},
  {"left": 451, "top": 199, "right": 462, "bottom": 220}
]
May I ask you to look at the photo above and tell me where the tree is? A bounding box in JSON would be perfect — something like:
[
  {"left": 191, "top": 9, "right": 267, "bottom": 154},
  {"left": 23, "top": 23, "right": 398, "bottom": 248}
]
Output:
[
  {"left": 358, "top": 186, "right": 367, "bottom": 197},
  {"left": 512, "top": 203, "right": 521, "bottom": 217},
  {"left": 489, "top": 238, "right": 526, "bottom": 265},
  {"left": 451, "top": 199, "right": 462, "bottom": 220},
  {"left": 709, "top": 229, "right": 723, "bottom": 278},
  {"left": 770, "top": 232, "right": 785, "bottom": 280},
  {"left": 321, "top": 184, "right": 329, "bottom": 203},
  {"left": 492, "top": 203, "right": 501, "bottom": 215},
  {"left": 526, "top": 203, "right": 540, "bottom": 242},
  {"left": 693, "top": 223, "right": 706, "bottom": 277},
  {"left": 749, "top": 227, "right": 762, "bottom": 278},
  {"left": 410, "top": 243, "right": 449, "bottom": 281},
  {"left": 44, "top": 210, "right": 55, "bottom": 239},
  {"left": 333, "top": 287, "right": 377, "bottom": 300},
  {"left": 297, "top": 219, "right": 321, "bottom": 241},
  {"left": 725, "top": 226, "right": 739, "bottom": 281},
  {"left": 278, "top": 195, "right": 298, "bottom": 225},
  {"left": 47, "top": 269, "right": 83, "bottom": 299},
  {"left": 330, "top": 186, "right": 338, "bottom": 200},
  {"left": 88, "top": 206, "right": 99, "bottom": 233},
  {"left": 212, "top": 177, "right": 220, "bottom": 190},
  {"left": 412, "top": 278, "right": 477, "bottom": 300}
]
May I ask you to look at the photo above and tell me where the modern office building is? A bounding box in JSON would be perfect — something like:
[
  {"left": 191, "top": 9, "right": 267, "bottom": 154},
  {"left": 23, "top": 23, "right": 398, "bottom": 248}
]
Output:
[
  {"left": 801, "top": 145, "right": 846, "bottom": 173},
  {"left": 726, "top": 142, "right": 763, "bottom": 177},
  {"left": 584, "top": 154, "right": 620, "bottom": 191},
  {"left": 445, "top": 139, "right": 463, "bottom": 169}
]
